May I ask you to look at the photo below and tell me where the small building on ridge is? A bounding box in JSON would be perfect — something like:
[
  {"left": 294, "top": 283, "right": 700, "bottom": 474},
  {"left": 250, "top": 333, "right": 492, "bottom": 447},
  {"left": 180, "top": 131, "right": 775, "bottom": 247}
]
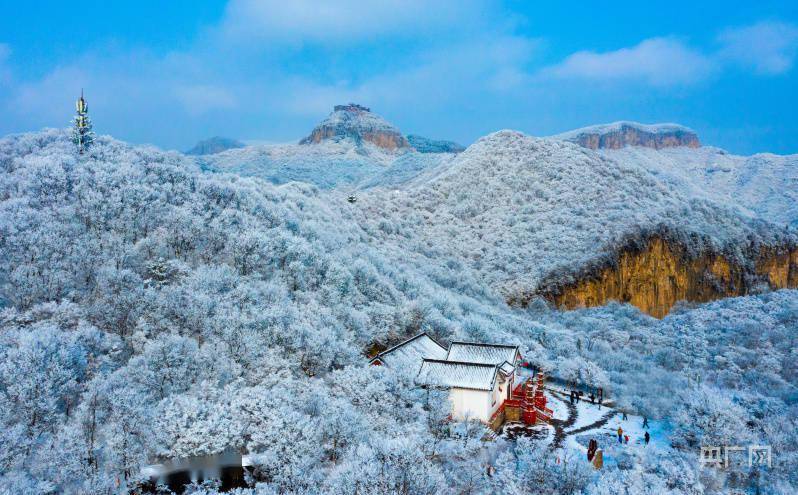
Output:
[{"left": 369, "top": 334, "right": 540, "bottom": 427}]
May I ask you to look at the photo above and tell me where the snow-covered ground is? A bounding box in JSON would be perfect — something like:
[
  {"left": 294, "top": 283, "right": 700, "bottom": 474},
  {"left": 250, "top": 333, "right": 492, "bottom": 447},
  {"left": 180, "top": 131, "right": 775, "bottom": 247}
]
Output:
[
  {"left": 539, "top": 385, "right": 673, "bottom": 475},
  {"left": 2, "top": 129, "right": 796, "bottom": 493},
  {"left": 563, "top": 401, "right": 669, "bottom": 458}
]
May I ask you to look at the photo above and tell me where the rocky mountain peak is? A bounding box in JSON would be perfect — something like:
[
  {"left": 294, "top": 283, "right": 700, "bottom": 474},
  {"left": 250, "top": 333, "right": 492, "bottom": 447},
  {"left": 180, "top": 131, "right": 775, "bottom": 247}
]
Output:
[
  {"left": 299, "top": 103, "right": 411, "bottom": 151},
  {"left": 556, "top": 121, "right": 700, "bottom": 150}
]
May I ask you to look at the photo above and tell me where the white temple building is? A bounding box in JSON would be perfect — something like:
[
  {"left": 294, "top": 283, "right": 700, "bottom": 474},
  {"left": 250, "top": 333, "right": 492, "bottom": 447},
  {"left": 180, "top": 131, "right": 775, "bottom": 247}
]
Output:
[{"left": 370, "top": 334, "right": 521, "bottom": 423}]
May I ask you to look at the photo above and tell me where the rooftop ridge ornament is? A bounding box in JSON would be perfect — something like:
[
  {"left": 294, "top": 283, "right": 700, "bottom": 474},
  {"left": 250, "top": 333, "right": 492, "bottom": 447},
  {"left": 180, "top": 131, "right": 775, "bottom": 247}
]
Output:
[{"left": 72, "top": 88, "right": 95, "bottom": 154}]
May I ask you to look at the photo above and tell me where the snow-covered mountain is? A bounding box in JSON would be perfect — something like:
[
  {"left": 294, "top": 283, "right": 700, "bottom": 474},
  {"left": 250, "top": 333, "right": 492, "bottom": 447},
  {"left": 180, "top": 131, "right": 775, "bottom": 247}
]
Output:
[
  {"left": 192, "top": 111, "right": 797, "bottom": 316},
  {"left": 1, "top": 128, "right": 797, "bottom": 494},
  {"left": 597, "top": 144, "right": 798, "bottom": 227},
  {"left": 355, "top": 130, "right": 796, "bottom": 316},
  {"left": 195, "top": 105, "right": 459, "bottom": 189},
  {"left": 555, "top": 121, "right": 700, "bottom": 150},
  {"left": 300, "top": 103, "right": 410, "bottom": 150},
  {"left": 406, "top": 134, "right": 466, "bottom": 153}
]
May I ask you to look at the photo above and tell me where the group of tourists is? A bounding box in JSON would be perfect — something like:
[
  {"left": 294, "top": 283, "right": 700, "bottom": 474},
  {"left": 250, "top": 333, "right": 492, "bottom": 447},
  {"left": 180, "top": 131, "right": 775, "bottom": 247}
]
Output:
[
  {"left": 615, "top": 424, "right": 651, "bottom": 446},
  {"left": 584, "top": 418, "right": 651, "bottom": 470},
  {"left": 570, "top": 387, "right": 604, "bottom": 408},
  {"left": 567, "top": 385, "right": 653, "bottom": 470}
]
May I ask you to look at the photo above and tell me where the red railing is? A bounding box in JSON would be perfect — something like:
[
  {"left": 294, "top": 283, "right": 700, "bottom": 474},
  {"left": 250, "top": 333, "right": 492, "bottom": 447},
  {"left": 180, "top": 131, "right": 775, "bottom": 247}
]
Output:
[
  {"left": 488, "top": 375, "right": 553, "bottom": 427},
  {"left": 511, "top": 378, "right": 529, "bottom": 398}
]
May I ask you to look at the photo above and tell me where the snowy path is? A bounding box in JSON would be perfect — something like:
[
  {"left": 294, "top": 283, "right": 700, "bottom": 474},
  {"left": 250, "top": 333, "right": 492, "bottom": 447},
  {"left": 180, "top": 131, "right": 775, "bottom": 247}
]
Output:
[
  {"left": 566, "top": 409, "right": 617, "bottom": 436},
  {"left": 547, "top": 392, "right": 578, "bottom": 450},
  {"left": 501, "top": 378, "right": 668, "bottom": 460},
  {"left": 545, "top": 388, "right": 672, "bottom": 469}
]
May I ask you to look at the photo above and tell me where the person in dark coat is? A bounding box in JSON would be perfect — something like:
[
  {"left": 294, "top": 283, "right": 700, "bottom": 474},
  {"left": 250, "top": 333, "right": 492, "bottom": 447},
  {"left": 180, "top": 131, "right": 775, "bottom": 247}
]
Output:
[
  {"left": 589, "top": 393, "right": 595, "bottom": 404},
  {"left": 644, "top": 431, "right": 650, "bottom": 445},
  {"left": 643, "top": 416, "right": 649, "bottom": 429},
  {"left": 587, "top": 439, "right": 598, "bottom": 461},
  {"left": 622, "top": 411, "right": 628, "bottom": 421}
]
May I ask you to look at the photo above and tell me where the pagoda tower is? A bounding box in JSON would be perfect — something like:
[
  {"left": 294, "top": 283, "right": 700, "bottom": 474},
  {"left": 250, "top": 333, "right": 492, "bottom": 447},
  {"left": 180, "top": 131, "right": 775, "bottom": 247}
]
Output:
[{"left": 72, "top": 89, "right": 95, "bottom": 154}]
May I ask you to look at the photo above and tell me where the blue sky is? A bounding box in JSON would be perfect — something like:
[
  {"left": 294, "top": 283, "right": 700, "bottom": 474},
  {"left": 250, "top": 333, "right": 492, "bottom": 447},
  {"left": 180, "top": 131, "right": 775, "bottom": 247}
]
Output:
[{"left": 1, "top": 1, "right": 797, "bottom": 154}]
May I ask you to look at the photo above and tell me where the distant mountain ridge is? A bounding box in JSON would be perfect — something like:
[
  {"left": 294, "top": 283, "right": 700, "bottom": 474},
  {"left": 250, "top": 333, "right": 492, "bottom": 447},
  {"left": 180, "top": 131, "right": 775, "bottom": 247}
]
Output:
[
  {"left": 197, "top": 104, "right": 465, "bottom": 189},
  {"left": 555, "top": 121, "right": 700, "bottom": 150},
  {"left": 185, "top": 136, "right": 245, "bottom": 155},
  {"left": 407, "top": 134, "right": 466, "bottom": 153}
]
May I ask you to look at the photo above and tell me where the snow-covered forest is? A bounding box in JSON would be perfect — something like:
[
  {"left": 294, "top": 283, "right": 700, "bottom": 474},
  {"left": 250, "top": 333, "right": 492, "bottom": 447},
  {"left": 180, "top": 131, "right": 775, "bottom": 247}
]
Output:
[{"left": 1, "top": 129, "right": 797, "bottom": 494}]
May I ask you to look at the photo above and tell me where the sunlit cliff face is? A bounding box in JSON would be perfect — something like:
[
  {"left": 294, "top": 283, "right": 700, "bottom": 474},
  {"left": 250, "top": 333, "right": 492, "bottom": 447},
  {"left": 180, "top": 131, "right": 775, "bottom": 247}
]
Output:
[
  {"left": 561, "top": 123, "right": 701, "bottom": 150},
  {"left": 299, "top": 103, "right": 411, "bottom": 151},
  {"left": 514, "top": 237, "right": 798, "bottom": 318}
]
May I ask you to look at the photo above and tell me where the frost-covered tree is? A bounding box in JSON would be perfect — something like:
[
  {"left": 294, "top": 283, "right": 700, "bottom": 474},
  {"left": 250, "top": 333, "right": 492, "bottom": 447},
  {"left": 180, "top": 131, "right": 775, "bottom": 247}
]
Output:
[{"left": 0, "top": 129, "right": 797, "bottom": 493}]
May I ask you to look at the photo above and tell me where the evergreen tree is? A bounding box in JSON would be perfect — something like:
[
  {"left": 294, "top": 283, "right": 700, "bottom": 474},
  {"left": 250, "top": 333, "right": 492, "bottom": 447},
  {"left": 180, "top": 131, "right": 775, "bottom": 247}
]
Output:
[{"left": 72, "top": 90, "right": 95, "bottom": 154}]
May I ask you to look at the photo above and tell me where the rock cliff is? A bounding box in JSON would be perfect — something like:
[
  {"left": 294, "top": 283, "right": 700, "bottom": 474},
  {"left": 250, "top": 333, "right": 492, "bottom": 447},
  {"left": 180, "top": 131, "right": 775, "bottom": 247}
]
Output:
[
  {"left": 522, "top": 237, "right": 798, "bottom": 318},
  {"left": 300, "top": 103, "right": 411, "bottom": 151},
  {"left": 556, "top": 122, "right": 700, "bottom": 150}
]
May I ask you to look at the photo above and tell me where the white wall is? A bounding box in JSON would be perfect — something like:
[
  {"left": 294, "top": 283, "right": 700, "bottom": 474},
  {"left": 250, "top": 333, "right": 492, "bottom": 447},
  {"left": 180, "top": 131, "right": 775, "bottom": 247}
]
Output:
[
  {"left": 449, "top": 373, "right": 515, "bottom": 423},
  {"left": 449, "top": 388, "right": 490, "bottom": 421}
]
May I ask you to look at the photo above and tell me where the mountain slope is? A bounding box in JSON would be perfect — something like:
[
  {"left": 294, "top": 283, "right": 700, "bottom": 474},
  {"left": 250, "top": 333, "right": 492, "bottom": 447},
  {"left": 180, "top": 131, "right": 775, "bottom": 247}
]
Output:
[
  {"left": 406, "top": 134, "right": 466, "bottom": 153},
  {"left": 356, "top": 131, "right": 796, "bottom": 315},
  {"left": 598, "top": 145, "right": 798, "bottom": 228}
]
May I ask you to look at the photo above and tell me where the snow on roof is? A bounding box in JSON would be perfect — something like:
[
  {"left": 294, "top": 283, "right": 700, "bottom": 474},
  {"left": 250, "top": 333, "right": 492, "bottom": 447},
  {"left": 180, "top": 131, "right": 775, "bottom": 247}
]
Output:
[
  {"left": 498, "top": 361, "right": 515, "bottom": 377},
  {"left": 416, "top": 359, "right": 499, "bottom": 391},
  {"left": 370, "top": 333, "right": 447, "bottom": 374},
  {"left": 553, "top": 121, "right": 695, "bottom": 140},
  {"left": 446, "top": 342, "right": 519, "bottom": 366}
]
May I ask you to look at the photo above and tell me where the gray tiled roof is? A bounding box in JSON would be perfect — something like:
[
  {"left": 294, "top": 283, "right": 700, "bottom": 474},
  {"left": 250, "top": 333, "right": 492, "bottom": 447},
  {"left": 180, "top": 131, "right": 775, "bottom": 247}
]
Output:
[
  {"left": 446, "top": 342, "right": 519, "bottom": 366},
  {"left": 416, "top": 359, "right": 498, "bottom": 391},
  {"left": 370, "top": 333, "right": 447, "bottom": 375}
]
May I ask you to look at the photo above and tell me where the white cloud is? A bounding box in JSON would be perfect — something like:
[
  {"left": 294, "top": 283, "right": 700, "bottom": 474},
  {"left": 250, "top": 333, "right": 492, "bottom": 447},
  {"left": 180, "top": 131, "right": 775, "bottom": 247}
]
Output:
[
  {"left": 174, "top": 85, "right": 238, "bottom": 115},
  {"left": 544, "top": 37, "right": 714, "bottom": 86},
  {"left": 220, "top": 0, "right": 483, "bottom": 43},
  {"left": 718, "top": 21, "right": 798, "bottom": 75},
  {"left": 273, "top": 34, "right": 539, "bottom": 117}
]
